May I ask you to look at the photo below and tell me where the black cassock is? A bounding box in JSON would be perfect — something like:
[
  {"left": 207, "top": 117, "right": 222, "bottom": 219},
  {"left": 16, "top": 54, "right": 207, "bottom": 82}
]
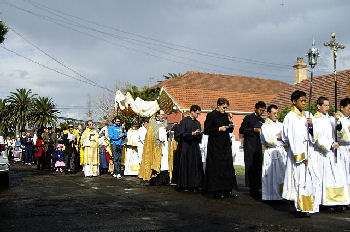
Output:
[
  {"left": 239, "top": 113, "right": 264, "bottom": 193},
  {"left": 204, "top": 110, "right": 236, "bottom": 193},
  {"left": 176, "top": 116, "right": 204, "bottom": 189}
]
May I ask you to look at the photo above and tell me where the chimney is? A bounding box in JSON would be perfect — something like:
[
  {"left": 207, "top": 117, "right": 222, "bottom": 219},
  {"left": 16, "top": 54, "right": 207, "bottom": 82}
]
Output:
[{"left": 293, "top": 57, "right": 308, "bottom": 83}]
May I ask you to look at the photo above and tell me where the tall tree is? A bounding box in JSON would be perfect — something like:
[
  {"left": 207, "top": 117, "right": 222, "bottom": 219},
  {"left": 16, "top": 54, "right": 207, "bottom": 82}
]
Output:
[
  {"left": 29, "top": 96, "right": 59, "bottom": 128},
  {"left": 6, "top": 88, "right": 36, "bottom": 132},
  {"left": 0, "top": 21, "right": 8, "bottom": 44},
  {"left": 0, "top": 99, "right": 16, "bottom": 136}
]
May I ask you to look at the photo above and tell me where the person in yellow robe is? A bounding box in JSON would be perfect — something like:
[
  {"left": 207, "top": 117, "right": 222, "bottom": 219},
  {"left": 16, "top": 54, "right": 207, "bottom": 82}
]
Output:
[
  {"left": 80, "top": 120, "right": 100, "bottom": 177},
  {"left": 138, "top": 110, "right": 169, "bottom": 184}
]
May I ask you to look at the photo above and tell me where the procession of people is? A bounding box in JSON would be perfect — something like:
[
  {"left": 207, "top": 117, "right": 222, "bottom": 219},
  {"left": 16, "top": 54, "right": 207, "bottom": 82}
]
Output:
[{"left": 5, "top": 92, "right": 350, "bottom": 218}]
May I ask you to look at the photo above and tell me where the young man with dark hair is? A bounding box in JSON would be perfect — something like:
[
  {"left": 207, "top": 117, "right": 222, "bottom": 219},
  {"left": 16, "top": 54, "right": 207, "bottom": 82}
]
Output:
[
  {"left": 239, "top": 101, "right": 266, "bottom": 198},
  {"left": 204, "top": 98, "right": 238, "bottom": 199},
  {"left": 282, "top": 90, "right": 319, "bottom": 217},
  {"left": 108, "top": 116, "right": 127, "bottom": 179},
  {"left": 313, "top": 96, "right": 348, "bottom": 211},
  {"left": 260, "top": 104, "right": 287, "bottom": 200},
  {"left": 176, "top": 105, "right": 204, "bottom": 191},
  {"left": 336, "top": 97, "right": 350, "bottom": 209}
]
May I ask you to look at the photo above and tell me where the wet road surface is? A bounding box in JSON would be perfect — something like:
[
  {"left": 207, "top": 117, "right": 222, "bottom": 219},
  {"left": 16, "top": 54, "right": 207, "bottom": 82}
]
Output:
[{"left": 0, "top": 163, "right": 349, "bottom": 232}]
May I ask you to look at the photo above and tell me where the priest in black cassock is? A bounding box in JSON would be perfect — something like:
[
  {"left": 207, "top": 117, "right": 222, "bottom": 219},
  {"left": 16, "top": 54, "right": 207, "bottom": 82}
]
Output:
[
  {"left": 176, "top": 105, "right": 204, "bottom": 191},
  {"left": 204, "top": 98, "right": 238, "bottom": 199},
  {"left": 239, "top": 101, "right": 266, "bottom": 198}
]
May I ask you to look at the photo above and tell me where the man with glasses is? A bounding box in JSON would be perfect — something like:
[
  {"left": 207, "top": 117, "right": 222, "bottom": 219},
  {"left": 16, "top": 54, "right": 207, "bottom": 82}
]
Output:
[
  {"left": 139, "top": 110, "right": 169, "bottom": 185},
  {"left": 108, "top": 117, "right": 127, "bottom": 179},
  {"left": 239, "top": 101, "right": 266, "bottom": 198},
  {"left": 81, "top": 120, "right": 100, "bottom": 177},
  {"left": 204, "top": 98, "right": 238, "bottom": 199}
]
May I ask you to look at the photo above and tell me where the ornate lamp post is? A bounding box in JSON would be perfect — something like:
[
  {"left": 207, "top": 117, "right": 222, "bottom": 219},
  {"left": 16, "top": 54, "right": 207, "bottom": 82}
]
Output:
[
  {"left": 324, "top": 32, "right": 346, "bottom": 162},
  {"left": 304, "top": 41, "right": 319, "bottom": 183},
  {"left": 306, "top": 40, "right": 320, "bottom": 116}
]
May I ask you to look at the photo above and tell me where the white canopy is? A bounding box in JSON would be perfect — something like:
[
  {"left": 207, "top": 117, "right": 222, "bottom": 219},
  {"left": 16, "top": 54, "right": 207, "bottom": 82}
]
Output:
[{"left": 114, "top": 90, "right": 159, "bottom": 117}]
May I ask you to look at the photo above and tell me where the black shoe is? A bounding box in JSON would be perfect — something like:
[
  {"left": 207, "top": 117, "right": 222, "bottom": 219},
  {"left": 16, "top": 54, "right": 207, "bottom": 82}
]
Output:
[
  {"left": 250, "top": 191, "right": 261, "bottom": 199},
  {"left": 192, "top": 187, "right": 202, "bottom": 193},
  {"left": 225, "top": 192, "right": 239, "bottom": 199},
  {"left": 214, "top": 192, "right": 225, "bottom": 199},
  {"left": 297, "top": 212, "right": 311, "bottom": 217},
  {"left": 337, "top": 206, "right": 346, "bottom": 212}
]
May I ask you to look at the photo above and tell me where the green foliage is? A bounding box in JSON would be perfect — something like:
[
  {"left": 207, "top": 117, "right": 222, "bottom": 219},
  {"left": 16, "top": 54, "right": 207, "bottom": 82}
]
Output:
[
  {"left": 0, "top": 88, "right": 59, "bottom": 136},
  {"left": 59, "top": 121, "right": 74, "bottom": 130},
  {"left": 29, "top": 96, "right": 59, "bottom": 128},
  {"left": 278, "top": 101, "right": 335, "bottom": 122},
  {"left": 0, "top": 21, "right": 8, "bottom": 44},
  {"left": 162, "top": 73, "right": 183, "bottom": 80},
  {"left": 278, "top": 105, "right": 291, "bottom": 122},
  {"left": 123, "top": 84, "right": 161, "bottom": 101},
  {"left": 118, "top": 85, "right": 161, "bottom": 129},
  {"left": 6, "top": 88, "right": 36, "bottom": 132}
]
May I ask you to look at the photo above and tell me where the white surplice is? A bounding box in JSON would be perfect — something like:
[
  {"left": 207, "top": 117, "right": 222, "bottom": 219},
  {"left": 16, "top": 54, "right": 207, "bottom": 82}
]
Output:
[
  {"left": 313, "top": 112, "right": 349, "bottom": 206},
  {"left": 260, "top": 118, "right": 287, "bottom": 200},
  {"left": 337, "top": 112, "right": 350, "bottom": 202},
  {"left": 282, "top": 106, "right": 321, "bottom": 213},
  {"left": 124, "top": 129, "right": 140, "bottom": 176},
  {"left": 159, "top": 127, "right": 168, "bottom": 171},
  {"left": 137, "top": 126, "right": 147, "bottom": 164}
]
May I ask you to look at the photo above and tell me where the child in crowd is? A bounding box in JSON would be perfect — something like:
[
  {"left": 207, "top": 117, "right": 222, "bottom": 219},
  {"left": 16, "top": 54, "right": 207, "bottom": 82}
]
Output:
[
  {"left": 13, "top": 137, "right": 22, "bottom": 162},
  {"left": 54, "top": 144, "right": 65, "bottom": 173}
]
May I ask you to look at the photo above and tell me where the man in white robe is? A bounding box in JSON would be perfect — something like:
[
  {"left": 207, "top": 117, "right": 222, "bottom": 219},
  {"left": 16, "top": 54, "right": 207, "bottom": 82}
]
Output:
[
  {"left": 137, "top": 121, "right": 148, "bottom": 165},
  {"left": 124, "top": 124, "right": 140, "bottom": 176},
  {"left": 313, "top": 97, "right": 348, "bottom": 211},
  {"left": 260, "top": 104, "right": 287, "bottom": 201},
  {"left": 337, "top": 97, "right": 350, "bottom": 208},
  {"left": 282, "top": 90, "right": 321, "bottom": 217}
]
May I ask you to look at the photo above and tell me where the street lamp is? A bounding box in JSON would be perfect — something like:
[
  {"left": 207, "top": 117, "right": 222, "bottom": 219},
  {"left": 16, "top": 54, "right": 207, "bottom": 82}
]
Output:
[{"left": 306, "top": 40, "right": 319, "bottom": 116}]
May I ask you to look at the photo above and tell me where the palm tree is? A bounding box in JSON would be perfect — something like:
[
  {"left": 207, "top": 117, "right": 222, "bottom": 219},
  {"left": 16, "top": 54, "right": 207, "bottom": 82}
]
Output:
[
  {"left": 30, "top": 96, "right": 59, "bottom": 128},
  {"left": 0, "top": 100, "right": 17, "bottom": 137},
  {"left": 162, "top": 73, "right": 183, "bottom": 80},
  {"left": 6, "top": 88, "right": 36, "bottom": 132}
]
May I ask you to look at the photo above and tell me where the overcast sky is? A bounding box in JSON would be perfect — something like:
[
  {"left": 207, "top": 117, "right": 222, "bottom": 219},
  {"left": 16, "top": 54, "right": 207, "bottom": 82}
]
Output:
[{"left": 0, "top": 0, "right": 349, "bottom": 121}]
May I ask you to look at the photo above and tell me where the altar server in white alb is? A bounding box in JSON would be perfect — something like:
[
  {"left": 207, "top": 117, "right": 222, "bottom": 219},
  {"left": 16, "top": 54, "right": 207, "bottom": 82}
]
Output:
[
  {"left": 282, "top": 90, "right": 320, "bottom": 217},
  {"left": 336, "top": 97, "right": 350, "bottom": 208},
  {"left": 313, "top": 96, "right": 348, "bottom": 211},
  {"left": 124, "top": 123, "right": 140, "bottom": 176},
  {"left": 137, "top": 120, "right": 148, "bottom": 165},
  {"left": 260, "top": 104, "right": 287, "bottom": 201}
]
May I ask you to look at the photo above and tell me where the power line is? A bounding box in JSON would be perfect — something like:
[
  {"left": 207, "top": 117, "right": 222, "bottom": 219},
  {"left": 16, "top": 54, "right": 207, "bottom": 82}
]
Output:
[
  {"left": 9, "top": 27, "right": 113, "bottom": 92},
  {"left": 2, "top": 0, "right": 292, "bottom": 79},
  {"left": 24, "top": 0, "right": 291, "bottom": 69},
  {"left": 1, "top": 45, "right": 114, "bottom": 91}
]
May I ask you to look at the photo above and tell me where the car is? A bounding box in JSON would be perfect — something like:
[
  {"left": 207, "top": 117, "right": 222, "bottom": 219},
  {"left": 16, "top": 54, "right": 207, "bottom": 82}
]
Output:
[{"left": 0, "top": 135, "right": 9, "bottom": 187}]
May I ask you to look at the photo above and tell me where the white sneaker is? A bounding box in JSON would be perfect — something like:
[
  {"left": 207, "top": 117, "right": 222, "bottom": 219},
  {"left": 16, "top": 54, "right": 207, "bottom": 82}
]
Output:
[
  {"left": 116, "top": 174, "right": 121, "bottom": 179},
  {"left": 112, "top": 174, "right": 117, "bottom": 178}
]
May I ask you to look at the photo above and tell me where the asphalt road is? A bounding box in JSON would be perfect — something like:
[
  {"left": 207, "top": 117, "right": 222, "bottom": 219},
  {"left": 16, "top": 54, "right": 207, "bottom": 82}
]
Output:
[{"left": 0, "top": 163, "right": 349, "bottom": 232}]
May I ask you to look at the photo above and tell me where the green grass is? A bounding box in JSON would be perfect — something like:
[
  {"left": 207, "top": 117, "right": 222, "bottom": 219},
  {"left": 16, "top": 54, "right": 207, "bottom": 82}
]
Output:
[{"left": 235, "top": 167, "right": 245, "bottom": 175}]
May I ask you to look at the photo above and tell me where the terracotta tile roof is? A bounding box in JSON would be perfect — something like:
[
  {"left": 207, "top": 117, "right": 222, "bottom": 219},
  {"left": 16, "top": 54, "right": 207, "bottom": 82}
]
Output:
[
  {"left": 270, "top": 70, "right": 350, "bottom": 109},
  {"left": 162, "top": 87, "right": 277, "bottom": 113},
  {"left": 154, "top": 71, "right": 291, "bottom": 95}
]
